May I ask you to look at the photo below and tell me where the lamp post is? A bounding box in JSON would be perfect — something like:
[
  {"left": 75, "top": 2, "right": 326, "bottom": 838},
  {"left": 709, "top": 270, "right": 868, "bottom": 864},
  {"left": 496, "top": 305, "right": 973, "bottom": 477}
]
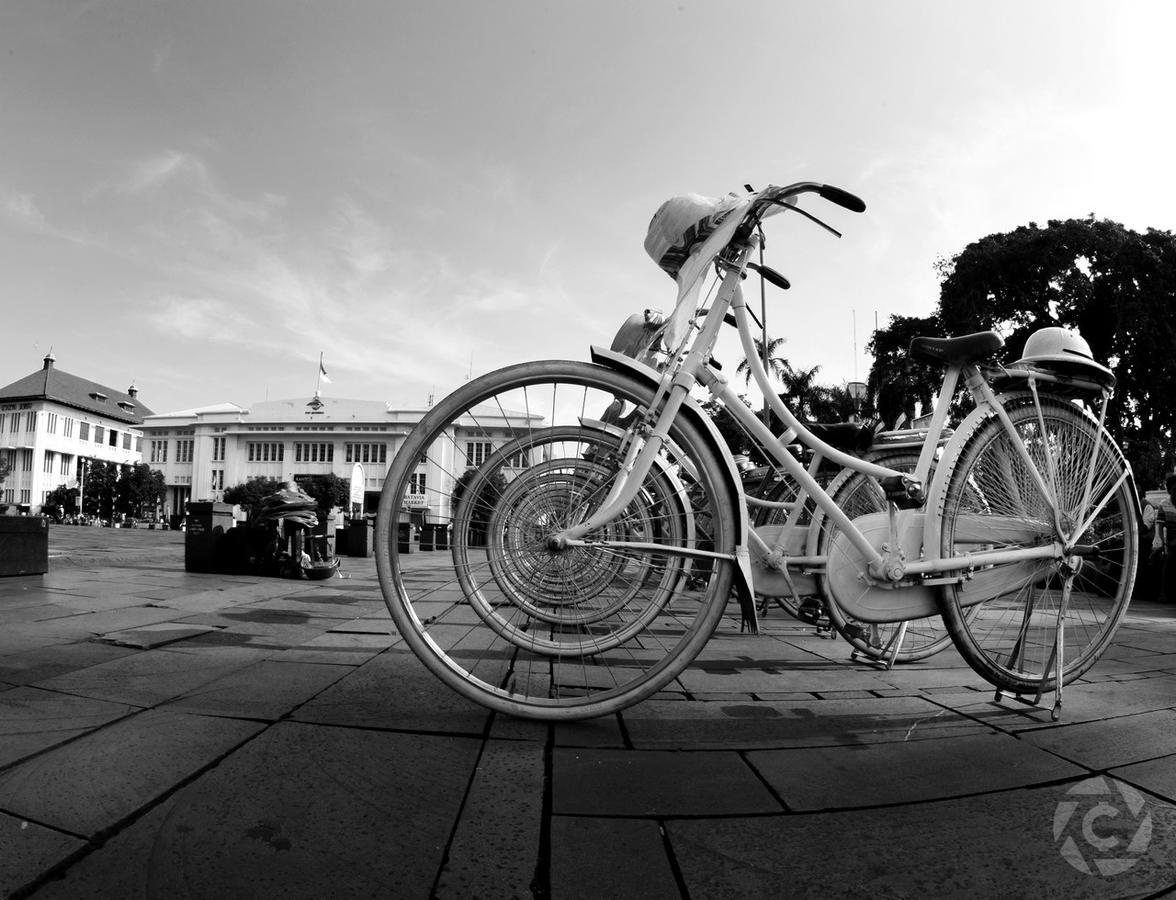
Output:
[{"left": 847, "top": 381, "right": 868, "bottom": 422}]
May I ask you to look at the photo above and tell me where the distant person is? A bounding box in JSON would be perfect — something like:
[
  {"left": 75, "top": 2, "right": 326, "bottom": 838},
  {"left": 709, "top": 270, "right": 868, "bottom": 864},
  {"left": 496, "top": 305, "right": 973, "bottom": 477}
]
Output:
[{"left": 1154, "top": 474, "right": 1176, "bottom": 603}]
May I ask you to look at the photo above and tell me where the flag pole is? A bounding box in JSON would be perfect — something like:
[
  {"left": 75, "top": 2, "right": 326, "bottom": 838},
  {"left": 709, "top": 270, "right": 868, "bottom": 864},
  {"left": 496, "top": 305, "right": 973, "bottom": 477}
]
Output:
[{"left": 315, "top": 352, "right": 323, "bottom": 396}]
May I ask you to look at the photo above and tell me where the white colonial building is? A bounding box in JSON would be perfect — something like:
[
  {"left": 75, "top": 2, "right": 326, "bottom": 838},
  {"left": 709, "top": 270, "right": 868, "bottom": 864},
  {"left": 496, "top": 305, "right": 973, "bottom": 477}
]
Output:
[
  {"left": 140, "top": 392, "right": 539, "bottom": 526},
  {"left": 0, "top": 354, "right": 149, "bottom": 513}
]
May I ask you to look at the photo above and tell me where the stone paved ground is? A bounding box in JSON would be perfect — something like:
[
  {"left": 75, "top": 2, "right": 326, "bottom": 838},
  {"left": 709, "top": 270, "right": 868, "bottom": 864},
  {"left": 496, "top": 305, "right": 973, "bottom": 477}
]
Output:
[{"left": 2, "top": 526, "right": 1175, "bottom": 898}]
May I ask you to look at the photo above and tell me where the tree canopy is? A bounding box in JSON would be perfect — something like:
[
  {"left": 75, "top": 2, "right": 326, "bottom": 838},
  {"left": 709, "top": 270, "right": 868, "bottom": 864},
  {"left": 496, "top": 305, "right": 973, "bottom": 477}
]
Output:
[{"left": 872, "top": 215, "right": 1176, "bottom": 487}]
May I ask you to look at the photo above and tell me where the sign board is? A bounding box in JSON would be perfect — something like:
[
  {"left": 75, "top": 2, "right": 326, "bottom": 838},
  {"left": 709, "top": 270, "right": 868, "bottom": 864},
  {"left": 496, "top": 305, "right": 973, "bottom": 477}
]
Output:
[
  {"left": 404, "top": 495, "right": 429, "bottom": 509},
  {"left": 349, "top": 464, "right": 365, "bottom": 506}
]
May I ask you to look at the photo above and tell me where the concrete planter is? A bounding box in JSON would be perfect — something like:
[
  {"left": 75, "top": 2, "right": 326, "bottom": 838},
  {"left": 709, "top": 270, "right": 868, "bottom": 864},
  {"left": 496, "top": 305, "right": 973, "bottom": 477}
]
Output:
[{"left": 0, "top": 516, "right": 49, "bottom": 576}]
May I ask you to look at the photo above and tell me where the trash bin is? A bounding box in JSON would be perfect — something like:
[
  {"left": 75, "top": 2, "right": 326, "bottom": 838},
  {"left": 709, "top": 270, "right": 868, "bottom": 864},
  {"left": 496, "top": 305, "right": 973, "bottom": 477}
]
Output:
[
  {"left": 184, "top": 501, "right": 235, "bottom": 573},
  {"left": 348, "top": 517, "right": 375, "bottom": 558},
  {"left": 0, "top": 515, "right": 49, "bottom": 576}
]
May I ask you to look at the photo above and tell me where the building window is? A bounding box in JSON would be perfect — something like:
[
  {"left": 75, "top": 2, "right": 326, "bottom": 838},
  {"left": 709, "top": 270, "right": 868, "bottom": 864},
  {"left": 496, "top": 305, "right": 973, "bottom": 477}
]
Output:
[
  {"left": 21, "top": 449, "right": 33, "bottom": 471},
  {"left": 502, "top": 448, "right": 530, "bottom": 468},
  {"left": 211, "top": 469, "right": 224, "bottom": 491},
  {"left": 79, "top": 421, "right": 90, "bottom": 441},
  {"left": 108, "top": 428, "right": 119, "bottom": 447},
  {"left": 9, "top": 415, "right": 19, "bottom": 433},
  {"left": 176, "top": 440, "right": 194, "bottom": 464},
  {"left": 295, "top": 442, "right": 334, "bottom": 463},
  {"left": 410, "top": 472, "right": 427, "bottom": 495},
  {"left": 93, "top": 425, "right": 105, "bottom": 444},
  {"left": 60, "top": 453, "right": 71, "bottom": 475},
  {"left": 465, "top": 441, "right": 493, "bottom": 467},
  {"left": 212, "top": 437, "right": 226, "bottom": 462},
  {"left": 43, "top": 451, "right": 55, "bottom": 473},
  {"left": 123, "top": 433, "right": 132, "bottom": 450},
  {"left": 345, "top": 442, "right": 387, "bottom": 465},
  {"left": 150, "top": 440, "right": 168, "bottom": 464},
  {"left": 247, "top": 442, "right": 284, "bottom": 462},
  {"left": 24, "top": 412, "right": 36, "bottom": 431},
  {"left": 63, "top": 417, "right": 75, "bottom": 438},
  {"left": 45, "top": 413, "right": 58, "bottom": 434}
]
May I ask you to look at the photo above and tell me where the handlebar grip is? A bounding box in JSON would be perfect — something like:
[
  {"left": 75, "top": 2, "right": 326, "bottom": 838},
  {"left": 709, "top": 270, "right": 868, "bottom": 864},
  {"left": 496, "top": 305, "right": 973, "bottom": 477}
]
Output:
[
  {"left": 818, "top": 185, "right": 866, "bottom": 213},
  {"left": 747, "top": 262, "right": 791, "bottom": 291}
]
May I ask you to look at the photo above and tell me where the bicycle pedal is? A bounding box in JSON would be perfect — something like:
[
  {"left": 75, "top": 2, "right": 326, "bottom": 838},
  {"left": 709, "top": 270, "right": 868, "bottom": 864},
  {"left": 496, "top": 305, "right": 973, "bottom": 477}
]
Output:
[
  {"left": 797, "top": 600, "right": 823, "bottom": 626},
  {"left": 880, "top": 474, "right": 925, "bottom": 509}
]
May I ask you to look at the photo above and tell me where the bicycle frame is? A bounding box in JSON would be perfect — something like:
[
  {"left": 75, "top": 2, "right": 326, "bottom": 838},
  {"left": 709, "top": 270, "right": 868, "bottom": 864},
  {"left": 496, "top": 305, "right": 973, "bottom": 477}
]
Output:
[{"left": 552, "top": 196, "right": 1126, "bottom": 626}]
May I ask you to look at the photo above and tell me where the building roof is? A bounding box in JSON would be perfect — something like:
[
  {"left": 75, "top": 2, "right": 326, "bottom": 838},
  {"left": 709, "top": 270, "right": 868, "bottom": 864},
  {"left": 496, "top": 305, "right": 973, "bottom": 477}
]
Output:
[
  {"left": 0, "top": 356, "right": 153, "bottom": 425},
  {"left": 146, "top": 402, "right": 248, "bottom": 420},
  {"left": 247, "top": 395, "right": 401, "bottom": 423}
]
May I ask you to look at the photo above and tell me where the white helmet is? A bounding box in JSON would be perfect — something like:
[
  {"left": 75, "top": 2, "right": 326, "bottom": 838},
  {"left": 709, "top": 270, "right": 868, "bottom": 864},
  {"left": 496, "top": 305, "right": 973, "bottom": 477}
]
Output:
[{"left": 1016, "top": 326, "right": 1114, "bottom": 385}]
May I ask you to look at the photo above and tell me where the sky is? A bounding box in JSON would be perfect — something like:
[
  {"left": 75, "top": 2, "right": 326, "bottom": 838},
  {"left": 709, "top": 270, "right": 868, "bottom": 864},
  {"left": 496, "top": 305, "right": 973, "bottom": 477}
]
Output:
[{"left": 2, "top": 0, "right": 1174, "bottom": 416}]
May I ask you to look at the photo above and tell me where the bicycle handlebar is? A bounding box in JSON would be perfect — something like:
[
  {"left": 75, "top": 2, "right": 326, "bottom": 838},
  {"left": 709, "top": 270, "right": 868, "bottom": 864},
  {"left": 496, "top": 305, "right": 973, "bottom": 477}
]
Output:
[{"left": 817, "top": 184, "right": 866, "bottom": 213}]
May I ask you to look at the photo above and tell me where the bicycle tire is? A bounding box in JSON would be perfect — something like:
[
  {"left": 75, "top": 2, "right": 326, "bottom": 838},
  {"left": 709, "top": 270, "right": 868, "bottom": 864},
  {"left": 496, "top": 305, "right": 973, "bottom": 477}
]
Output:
[
  {"left": 815, "top": 453, "right": 957, "bottom": 663},
  {"left": 374, "top": 360, "right": 738, "bottom": 720},
  {"left": 936, "top": 396, "right": 1137, "bottom": 692}
]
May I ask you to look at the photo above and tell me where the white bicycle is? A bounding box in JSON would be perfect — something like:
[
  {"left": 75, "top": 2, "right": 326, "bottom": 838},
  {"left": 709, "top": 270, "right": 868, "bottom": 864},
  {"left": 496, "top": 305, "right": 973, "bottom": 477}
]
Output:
[{"left": 375, "top": 181, "right": 1138, "bottom": 721}]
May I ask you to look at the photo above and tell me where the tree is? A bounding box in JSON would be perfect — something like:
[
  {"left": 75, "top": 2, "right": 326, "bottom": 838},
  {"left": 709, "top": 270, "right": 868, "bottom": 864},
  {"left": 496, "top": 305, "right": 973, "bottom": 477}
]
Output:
[
  {"left": 44, "top": 485, "right": 78, "bottom": 518},
  {"left": 223, "top": 478, "right": 286, "bottom": 515},
  {"left": 872, "top": 216, "right": 1176, "bottom": 487},
  {"left": 82, "top": 460, "right": 120, "bottom": 520},
  {"left": 451, "top": 468, "right": 508, "bottom": 546},
  {"left": 117, "top": 463, "right": 166, "bottom": 519},
  {"left": 0, "top": 453, "right": 10, "bottom": 490},
  {"left": 295, "top": 473, "right": 350, "bottom": 513},
  {"left": 866, "top": 313, "right": 944, "bottom": 428},
  {"left": 735, "top": 336, "right": 790, "bottom": 387}
]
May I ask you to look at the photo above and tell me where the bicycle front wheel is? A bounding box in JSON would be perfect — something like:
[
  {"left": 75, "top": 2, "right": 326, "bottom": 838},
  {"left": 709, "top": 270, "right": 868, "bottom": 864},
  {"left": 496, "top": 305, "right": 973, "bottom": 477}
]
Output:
[
  {"left": 937, "top": 397, "right": 1138, "bottom": 692},
  {"left": 374, "top": 360, "right": 738, "bottom": 720}
]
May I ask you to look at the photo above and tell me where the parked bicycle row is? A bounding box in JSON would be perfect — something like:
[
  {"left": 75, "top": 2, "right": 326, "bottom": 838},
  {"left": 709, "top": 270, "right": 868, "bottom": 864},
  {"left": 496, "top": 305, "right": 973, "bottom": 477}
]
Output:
[{"left": 375, "top": 181, "right": 1137, "bottom": 722}]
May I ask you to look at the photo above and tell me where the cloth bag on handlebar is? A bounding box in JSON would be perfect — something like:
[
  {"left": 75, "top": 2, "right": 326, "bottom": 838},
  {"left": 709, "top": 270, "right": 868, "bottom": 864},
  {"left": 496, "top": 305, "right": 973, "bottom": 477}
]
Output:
[{"left": 644, "top": 192, "right": 754, "bottom": 351}]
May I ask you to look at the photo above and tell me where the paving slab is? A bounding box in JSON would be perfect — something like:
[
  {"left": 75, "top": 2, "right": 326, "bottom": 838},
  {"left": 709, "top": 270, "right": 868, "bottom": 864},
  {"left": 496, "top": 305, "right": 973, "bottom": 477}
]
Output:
[
  {"left": 0, "top": 812, "right": 84, "bottom": 899},
  {"left": 30, "top": 645, "right": 269, "bottom": 707},
  {"left": 0, "top": 641, "right": 138, "bottom": 686},
  {"left": 747, "top": 730, "right": 1087, "bottom": 810},
  {"left": 94, "top": 621, "right": 220, "bottom": 649},
  {"left": 550, "top": 817, "right": 680, "bottom": 900},
  {"left": 553, "top": 748, "right": 781, "bottom": 817},
  {"left": 667, "top": 777, "right": 1176, "bottom": 898},
  {"left": 290, "top": 648, "right": 491, "bottom": 734},
  {"left": 1111, "top": 756, "right": 1176, "bottom": 805},
  {"left": 278, "top": 629, "right": 397, "bottom": 666},
  {"left": 619, "top": 696, "right": 994, "bottom": 750},
  {"left": 26, "top": 722, "right": 480, "bottom": 900},
  {"left": 435, "top": 739, "right": 545, "bottom": 897},
  {"left": 0, "top": 685, "right": 137, "bottom": 769},
  {"left": 926, "top": 678, "right": 1176, "bottom": 732},
  {"left": 161, "top": 659, "right": 352, "bottom": 720},
  {"left": 0, "top": 709, "right": 263, "bottom": 836},
  {"left": 1017, "top": 709, "right": 1176, "bottom": 770}
]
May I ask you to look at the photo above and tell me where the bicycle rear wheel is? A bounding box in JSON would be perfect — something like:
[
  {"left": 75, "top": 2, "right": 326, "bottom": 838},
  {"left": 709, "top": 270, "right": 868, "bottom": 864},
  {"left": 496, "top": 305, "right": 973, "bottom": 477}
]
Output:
[
  {"left": 375, "top": 360, "right": 738, "bottom": 720},
  {"left": 937, "top": 397, "right": 1137, "bottom": 692}
]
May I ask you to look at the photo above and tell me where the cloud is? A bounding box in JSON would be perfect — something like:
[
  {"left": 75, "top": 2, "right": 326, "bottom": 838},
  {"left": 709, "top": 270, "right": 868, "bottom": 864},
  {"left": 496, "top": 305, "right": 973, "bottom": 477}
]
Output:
[{"left": 1, "top": 190, "right": 46, "bottom": 225}]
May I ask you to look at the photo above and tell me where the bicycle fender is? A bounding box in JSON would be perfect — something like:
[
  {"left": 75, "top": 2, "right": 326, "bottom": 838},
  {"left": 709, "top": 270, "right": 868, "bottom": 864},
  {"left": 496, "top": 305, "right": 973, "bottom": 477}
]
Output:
[{"left": 589, "top": 346, "right": 758, "bottom": 632}]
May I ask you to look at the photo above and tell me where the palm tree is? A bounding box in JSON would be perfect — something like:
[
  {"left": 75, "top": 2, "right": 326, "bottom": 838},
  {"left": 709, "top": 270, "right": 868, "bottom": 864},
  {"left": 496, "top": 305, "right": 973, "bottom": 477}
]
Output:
[
  {"left": 777, "top": 363, "right": 827, "bottom": 421},
  {"left": 735, "top": 337, "right": 790, "bottom": 387}
]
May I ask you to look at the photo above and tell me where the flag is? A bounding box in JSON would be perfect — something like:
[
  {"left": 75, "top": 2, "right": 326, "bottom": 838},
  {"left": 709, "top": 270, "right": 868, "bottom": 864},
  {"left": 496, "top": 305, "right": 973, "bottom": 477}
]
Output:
[{"left": 319, "top": 359, "right": 331, "bottom": 384}]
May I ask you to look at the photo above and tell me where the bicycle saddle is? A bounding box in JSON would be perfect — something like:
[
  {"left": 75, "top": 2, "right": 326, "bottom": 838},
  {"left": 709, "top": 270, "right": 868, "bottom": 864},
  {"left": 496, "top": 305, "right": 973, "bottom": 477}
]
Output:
[
  {"left": 909, "top": 331, "right": 1003, "bottom": 366},
  {"left": 806, "top": 422, "right": 877, "bottom": 453}
]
